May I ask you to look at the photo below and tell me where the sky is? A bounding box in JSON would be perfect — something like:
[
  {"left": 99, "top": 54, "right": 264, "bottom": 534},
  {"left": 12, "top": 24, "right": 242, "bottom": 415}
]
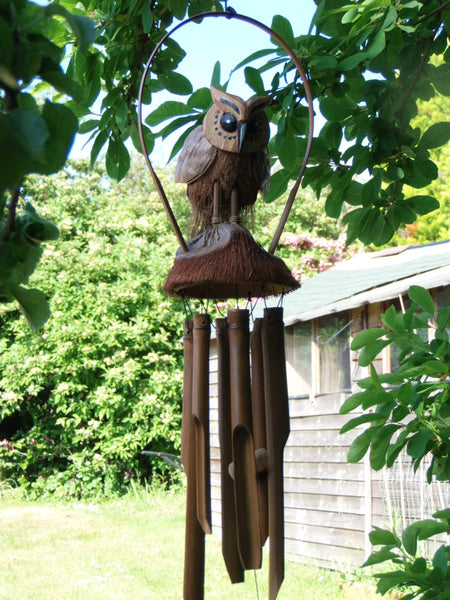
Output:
[{"left": 70, "top": 1, "right": 317, "bottom": 160}]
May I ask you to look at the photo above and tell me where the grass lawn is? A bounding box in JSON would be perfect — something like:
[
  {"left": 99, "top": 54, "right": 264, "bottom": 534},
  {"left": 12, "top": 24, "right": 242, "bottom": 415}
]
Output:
[{"left": 0, "top": 488, "right": 345, "bottom": 600}]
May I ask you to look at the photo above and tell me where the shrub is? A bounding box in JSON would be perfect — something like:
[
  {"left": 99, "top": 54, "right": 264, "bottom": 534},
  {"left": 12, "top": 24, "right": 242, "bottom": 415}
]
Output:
[{"left": 0, "top": 161, "right": 187, "bottom": 498}]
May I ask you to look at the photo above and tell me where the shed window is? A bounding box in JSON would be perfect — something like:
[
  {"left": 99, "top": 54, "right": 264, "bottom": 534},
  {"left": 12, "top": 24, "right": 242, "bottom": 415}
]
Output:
[
  {"left": 285, "top": 321, "right": 311, "bottom": 397},
  {"left": 285, "top": 312, "right": 351, "bottom": 397},
  {"left": 317, "top": 313, "right": 351, "bottom": 393},
  {"left": 436, "top": 288, "right": 450, "bottom": 312}
]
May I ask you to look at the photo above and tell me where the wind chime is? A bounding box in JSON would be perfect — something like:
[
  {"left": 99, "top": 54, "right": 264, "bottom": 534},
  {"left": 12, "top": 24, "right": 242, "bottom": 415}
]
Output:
[{"left": 138, "top": 9, "right": 313, "bottom": 600}]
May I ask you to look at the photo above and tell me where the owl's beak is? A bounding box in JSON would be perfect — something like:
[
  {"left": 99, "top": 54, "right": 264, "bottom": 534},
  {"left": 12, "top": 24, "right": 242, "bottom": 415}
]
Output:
[{"left": 237, "top": 122, "right": 247, "bottom": 152}]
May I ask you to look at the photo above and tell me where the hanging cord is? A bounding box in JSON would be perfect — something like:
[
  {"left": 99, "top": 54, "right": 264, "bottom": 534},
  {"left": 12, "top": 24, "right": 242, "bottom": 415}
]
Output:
[
  {"left": 181, "top": 292, "right": 193, "bottom": 323},
  {"left": 277, "top": 292, "right": 285, "bottom": 308},
  {"left": 253, "top": 570, "right": 260, "bottom": 599}
]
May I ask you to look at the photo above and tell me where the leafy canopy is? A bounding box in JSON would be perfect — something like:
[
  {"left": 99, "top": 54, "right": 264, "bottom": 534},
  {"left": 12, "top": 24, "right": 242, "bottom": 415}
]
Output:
[{"left": 1, "top": 0, "right": 449, "bottom": 325}]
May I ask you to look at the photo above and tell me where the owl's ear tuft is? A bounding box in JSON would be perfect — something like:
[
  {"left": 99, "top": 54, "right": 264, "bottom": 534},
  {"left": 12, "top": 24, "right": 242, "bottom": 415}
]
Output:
[
  {"left": 209, "top": 86, "right": 246, "bottom": 116},
  {"left": 247, "top": 94, "right": 272, "bottom": 115}
]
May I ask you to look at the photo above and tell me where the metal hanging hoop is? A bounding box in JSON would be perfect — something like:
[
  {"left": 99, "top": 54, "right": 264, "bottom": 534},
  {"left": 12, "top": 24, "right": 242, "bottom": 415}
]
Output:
[{"left": 137, "top": 10, "right": 314, "bottom": 256}]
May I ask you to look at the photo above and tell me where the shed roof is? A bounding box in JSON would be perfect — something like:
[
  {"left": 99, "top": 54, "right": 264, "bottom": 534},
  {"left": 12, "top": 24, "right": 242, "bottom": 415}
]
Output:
[{"left": 260, "top": 240, "right": 450, "bottom": 325}]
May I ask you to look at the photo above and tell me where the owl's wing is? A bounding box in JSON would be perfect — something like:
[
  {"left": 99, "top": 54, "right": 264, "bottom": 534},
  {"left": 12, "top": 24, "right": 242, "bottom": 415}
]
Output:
[
  {"left": 256, "top": 147, "right": 271, "bottom": 195},
  {"left": 174, "top": 125, "right": 217, "bottom": 184}
]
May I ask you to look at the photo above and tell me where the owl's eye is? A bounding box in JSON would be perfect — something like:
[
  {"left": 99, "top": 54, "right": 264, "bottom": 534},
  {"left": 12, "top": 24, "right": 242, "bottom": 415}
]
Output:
[
  {"left": 248, "top": 116, "right": 260, "bottom": 136},
  {"left": 220, "top": 112, "right": 237, "bottom": 133}
]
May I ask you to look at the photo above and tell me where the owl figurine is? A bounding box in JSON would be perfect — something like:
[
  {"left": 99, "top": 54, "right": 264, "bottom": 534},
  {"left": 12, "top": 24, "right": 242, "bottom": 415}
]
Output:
[{"left": 175, "top": 86, "right": 271, "bottom": 234}]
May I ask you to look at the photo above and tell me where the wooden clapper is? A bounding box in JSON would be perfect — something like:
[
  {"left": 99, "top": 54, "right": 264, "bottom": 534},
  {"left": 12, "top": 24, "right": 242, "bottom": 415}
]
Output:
[{"left": 137, "top": 9, "right": 314, "bottom": 599}]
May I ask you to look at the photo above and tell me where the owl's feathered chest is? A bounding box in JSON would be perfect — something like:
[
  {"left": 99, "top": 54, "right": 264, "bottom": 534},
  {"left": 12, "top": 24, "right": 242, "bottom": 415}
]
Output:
[
  {"left": 186, "top": 150, "right": 261, "bottom": 231},
  {"left": 189, "top": 150, "right": 258, "bottom": 197},
  {"left": 174, "top": 116, "right": 270, "bottom": 233}
]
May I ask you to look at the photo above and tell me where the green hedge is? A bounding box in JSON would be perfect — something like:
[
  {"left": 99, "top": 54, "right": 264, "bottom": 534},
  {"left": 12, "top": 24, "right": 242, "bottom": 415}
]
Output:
[{"left": 0, "top": 161, "right": 189, "bottom": 498}]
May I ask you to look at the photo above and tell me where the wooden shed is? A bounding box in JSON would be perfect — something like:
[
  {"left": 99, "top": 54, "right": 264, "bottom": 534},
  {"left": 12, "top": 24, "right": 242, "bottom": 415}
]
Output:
[{"left": 208, "top": 240, "right": 450, "bottom": 568}]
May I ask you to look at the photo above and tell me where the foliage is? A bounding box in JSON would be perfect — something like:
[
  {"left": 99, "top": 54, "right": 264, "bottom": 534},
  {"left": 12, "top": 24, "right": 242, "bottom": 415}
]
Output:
[
  {"left": 0, "top": 0, "right": 94, "bottom": 325},
  {"left": 280, "top": 231, "right": 356, "bottom": 280},
  {"left": 0, "top": 0, "right": 222, "bottom": 325},
  {"left": 149, "top": 0, "right": 450, "bottom": 249},
  {"left": 2, "top": 0, "right": 450, "bottom": 323},
  {"left": 340, "top": 286, "right": 450, "bottom": 598},
  {"left": 341, "top": 286, "right": 450, "bottom": 480},
  {"left": 0, "top": 161, "right": 189, "bottom": 498},
  {"left": 364, "top": 510, "right": 450, "bottom": 599},
  {"left": 392, "top": 90, "right": 450, "bottom": 245}
]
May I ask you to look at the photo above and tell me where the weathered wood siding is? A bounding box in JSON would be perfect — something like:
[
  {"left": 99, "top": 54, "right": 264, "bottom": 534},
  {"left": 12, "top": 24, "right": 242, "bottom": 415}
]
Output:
[
  {"left": 207, "top": 295, "right": 449, "bottom": 569},
  {"left": 208, "top": 303, "right": 385, "bottom": 568}
]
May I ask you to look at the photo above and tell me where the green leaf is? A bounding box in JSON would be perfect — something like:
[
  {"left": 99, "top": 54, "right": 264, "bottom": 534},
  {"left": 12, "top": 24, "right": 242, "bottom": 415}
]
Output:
[
  {"left": 429, "top": 63, "right": 450, "bottom": 96},
  {"left": 345, "top": 181, "right": 363, "bottom": 206},
  {"left": 21, "top": 202, "right": 59, "bottom": 243},
  {"left": 210, "top": 61, "right": 221, "bottom": 88},
  {"left": 339, "top": 53, "right": 365, "bottom": 71},
  {"left": 245, "top": 67, "right": 265, "bottom": 95},
  {"left": 375, "top": 571, "right": 410, "bottom": 595},
  {"left": 432, "top": 545, "right": 448, "bottom": 577},
  {"left": 340, "top": 392, "right": 366, "bottom": 414},
  {"left": 278, "top": 126, "right": 298, "bottom": 170},
  {"left": 0, "top": 15, "right": 14, "bottom": 69},
  {"left": 35, "top": 102, "right": 78, "bottom": 175},
  {"left": 420, "top": 360, "right": 448, "bottom": 376},
  {"left": 358, "top": 339, "right": 390, "bottom": 366},
  {"left": 145, "top": 101, "right": 194, "bottom": 126},
  {"left": 320, "top": 95, "right": 356, "bottom": 121},
  {"left": 39, "top": 58, "right": 84, "bottom": 102},
  {"left": 264, "top": 168, "right": 294, "bottom": 203},
  {"left": 410, "top": 557, "right": 427, "bottom": 574},
  {"left": 347, "top": 429, "right": 373, "bottom": 463},
  {"left": 419, "top": 122, "right": 450, "bottom": 149},
  {"left": 342, "top": 8, "right": 358, "bottom": 25},
  {"left": 408, "top": 285, "right": 435, "bottom": 315},
  {"left": 141, "top": 1, "right": 152, "bottom": 33},
  {"left": 309, "top": 56, "right": 337, "bottom": 69},
  {"left": 129, "top": 122, "right": 154, "bottom": 156},
  {"left": 351, "top": 328, "right": 387, "bottom": 351},
  {"left": 402, "top": 523, "right": 419, "bottom": 556},
  {"left": 415, "top": 519, "right": 448, "bottom": 540},
  {"left": 105, "top": 137, "right": 130, "bottom": 181},
  {"left": 320, "top": 121, "right": 343, "bottom": 149},
  {"left": 44, "top": 5, "right": 95, "bottom": 54},
  {"left": 271, "top": 15, "right": 295, "bottom": 48},
  {"left": 158, "top": 71, "right": 193, "bottom": 96},
  {"left": 433, "top": 508, "right": 450, "bottom": 521},
  {"left": 362, "top": 547, "right": 399, "bottom": 567},
  {"left": 340, "top": 413, "right": 386, "bottom": 435},
  {"left": 370, "top": 424, "right": 401, "bottom": 471},
  {"left": 9, "top": 108, "right": 49, "bottom": 161},
  {"left": 10, "top": 286, "right": 50, "bottom": 329},
  {"left": 187, "top": 88, "right": 212, "bottom": 110},
  {"left": 369, "top": 527, "right": 400, "bottom": 547},
  {"left": 407, "top": 195, "right": 439, "bottom": 216},
  {"left": 167, "top": 0, "right": 187, "bottom": 20},
  {"left": 90, "top": 129, "right": 108, "bottom": 166}
]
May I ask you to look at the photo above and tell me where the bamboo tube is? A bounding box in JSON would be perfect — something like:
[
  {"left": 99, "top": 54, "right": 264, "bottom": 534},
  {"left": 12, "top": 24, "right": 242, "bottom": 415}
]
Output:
[
  {"left": 181, "top": 321, "right": 205, "bottom": 599},
  {"left": 216, "top": 318, "right": 244, "bottom": 583},
  {"left": 250, "top": 318, "right": 269, "bottom": 547},
  {"left": 192, "top": 313, "right": 212, "bottom": 535},
  {"left": 261, "top": 307, "right": 290, "bottom": 600},
  {"left": 228, "top": 309, "right": 262, "bottom": 571}
]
